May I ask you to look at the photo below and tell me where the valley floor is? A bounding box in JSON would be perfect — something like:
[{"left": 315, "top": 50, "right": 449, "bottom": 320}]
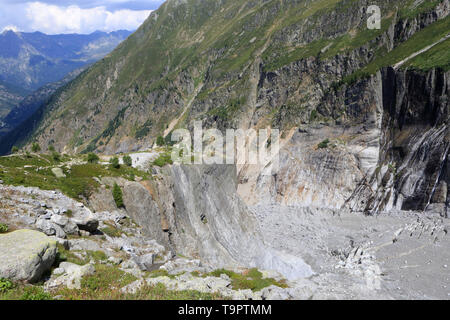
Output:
[{"left": 252, "top": 204, "right": 450, "bottom": 299}]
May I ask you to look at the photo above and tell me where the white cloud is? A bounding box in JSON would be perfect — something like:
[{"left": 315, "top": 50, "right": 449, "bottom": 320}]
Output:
[
  {"left": 1, "top": 2, "right": 152, "bottom": 34},
  {"left": 1, "top": 25, "right": 20, "bottom": 33}
]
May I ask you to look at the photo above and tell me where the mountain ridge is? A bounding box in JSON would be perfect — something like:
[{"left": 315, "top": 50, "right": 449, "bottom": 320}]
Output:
[
  {"left": 0, "top": 29, "right": 133, "bottom": 134},
  {"left": 4, "top": 0, "right": 447, "bottom": 156}
]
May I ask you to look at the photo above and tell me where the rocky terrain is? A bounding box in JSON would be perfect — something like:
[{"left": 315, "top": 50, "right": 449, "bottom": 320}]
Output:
[
  {"left": 0, "top": 149, "right": 448, "bottom": 300},
  {"left": 0, "top": 0, "right": 448, "bottom": 301},
  {"left": 0, "top": 177, "right": 309, "bottom": 300}
]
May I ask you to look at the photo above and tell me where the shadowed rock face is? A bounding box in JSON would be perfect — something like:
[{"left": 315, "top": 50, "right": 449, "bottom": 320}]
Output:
[
  {"left": 347, "top": 68, "right": 449, "bottom": 215},
  {"left": 237, "top": 67, "right": 448, "bottom": 216}
]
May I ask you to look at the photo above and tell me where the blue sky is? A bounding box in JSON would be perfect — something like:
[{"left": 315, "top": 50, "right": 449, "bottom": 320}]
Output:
[{"left": 0, "top": 0, "right": 166, "bottom": 34}]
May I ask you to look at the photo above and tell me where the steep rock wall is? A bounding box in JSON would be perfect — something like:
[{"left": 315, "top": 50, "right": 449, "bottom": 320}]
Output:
[
  {"left": 347, "top": 67, "right": 449, "bottom": 215},
  {"left": 89, "top": 164, "right": 314, "bottom": 280}
]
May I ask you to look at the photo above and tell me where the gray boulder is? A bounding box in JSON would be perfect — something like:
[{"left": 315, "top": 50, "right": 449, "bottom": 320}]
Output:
[
  {"left": 72, "top": 216, "right": 99, "bottom": 233},
  {"left": 132, "top": 253, "right": 156, "bottom": 271},
  {"left": 63, "top": 220, "right": 79, "bottom": 235},
  {"left": 45, "top": 262, "right": 95, "bottom": 290},
  {"left": 0, "top": 230, "right": 57, "bottom": 283},
  {"left": 50, "top": 215, "right": 69, "bottom": 227},
  {"left": 51, "top": 167, "right": 66, "bottom": 178},
  {"left": 36, "top": 218, "right": 66, "bottom": 238}
]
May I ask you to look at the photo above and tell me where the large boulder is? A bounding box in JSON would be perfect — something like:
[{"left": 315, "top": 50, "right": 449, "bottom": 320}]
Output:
[
  {"left": 71, "top": 214, "right": 99, "bottom": 233},
  {"left": 0, "top": 230, "right": 57, "bottom": 283}
]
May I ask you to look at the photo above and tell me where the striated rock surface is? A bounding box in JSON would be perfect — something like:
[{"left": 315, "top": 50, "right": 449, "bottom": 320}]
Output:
[
  {"left": 0, "top": 229, "right": 57, "bottom": 283},
  {"left": 347, "top": 68, "right": 449, "bottom": 215},
  {"left": 99, "top": 164, "right": 314, "bottom": 280}
]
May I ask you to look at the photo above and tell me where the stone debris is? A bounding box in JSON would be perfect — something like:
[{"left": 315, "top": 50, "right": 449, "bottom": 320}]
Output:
[{"left": 45, "top": 262, "right": 95, "bottom": 290}]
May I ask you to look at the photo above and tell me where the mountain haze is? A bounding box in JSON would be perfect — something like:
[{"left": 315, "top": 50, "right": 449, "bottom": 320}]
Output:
[{"left": 0, "top": 29, "right": 132, "bottom": 120}]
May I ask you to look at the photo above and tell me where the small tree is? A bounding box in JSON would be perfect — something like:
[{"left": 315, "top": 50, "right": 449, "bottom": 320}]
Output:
[
  {"left": 123, "top": 155, "right": 132, "bottom": 167},
  {"left": 11, "top": 146, "right": 19, "bottom": 154},
  {"left": 109, "top": 157, "right": 120, "bottom": 169},
  {"left": 156, "top": 136, "right": 165, "bottom": 146},
  {"left": 0, "top": 223, "right": 8, "bottom": 233},
  {"left": 31, "top": 142, "right": 41, "bottom": 153},
  {"left": 112, "top": 183, "right": 124, "bottom": 208},
  {"left": 52, "top": 151, "right": 61, "bottom": 162},
  {"left": 87, "top": 153, "right": 100, "bottom": 163}
]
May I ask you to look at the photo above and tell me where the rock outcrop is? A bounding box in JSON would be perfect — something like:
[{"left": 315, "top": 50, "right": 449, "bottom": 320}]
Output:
[
  {"left": 347, "top": 68, "right": 449, "bottom": 215},
  {"left": 0, "top": 230, "right": 57, "bottom": 283},
  {"left": 90, "top": 164, "right": 314, "bottom": 280}
]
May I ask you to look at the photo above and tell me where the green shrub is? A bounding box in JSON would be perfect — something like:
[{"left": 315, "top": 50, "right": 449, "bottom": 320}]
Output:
[
  {"left": 48, "top": 145, "right": 55, "bottom": 152},
  {"left": 0, "top": 223, "right": 8, "bottom": 233},
  {"left": 52, "top": 151, "right": 61, "bottom": 162},
  {"left": 318, "top": 139, "right": 330, "bottom": 149},
  {"left": 123, "top": 155, "right": 132, "bottom": 167},
  {"left": 153, "top": 153, "right": 173, "bottom": 167},
  {"left": 20, "top": 286, "right": 52, "bottom": 300},
  {"left": 0, "top": 278, "right": 13, "bottom": 292},
  {"left": 156, "top": 136, "right": 165, "bottom": 146},
  {"left": 31, "top": 143, "right": 41, "bottom": 153},
  {"left": 11, "top": 146, "right": 19, "bottom": 154},
  {"left": 109, "top": 157, "right": 120, "bottom": 169},
  {"left": 309, "top": 109, "right": 318, "bottom": 122},
  {"left": 101, "top": 224, "right": 123, "bottom": 238},
  {"left": 87, "top": 153, "right": 100, "bottom": 163},
  {"left": 112, "top": 183, "right": 124, "bottom": 208}
]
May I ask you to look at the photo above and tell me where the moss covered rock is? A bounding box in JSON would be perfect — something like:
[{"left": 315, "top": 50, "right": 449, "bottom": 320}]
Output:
[{"left": 0, "top": 229, "right": 57, "bottom": 283}]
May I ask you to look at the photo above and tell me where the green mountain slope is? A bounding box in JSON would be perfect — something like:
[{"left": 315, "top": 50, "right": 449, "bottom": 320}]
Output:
[{"left": 2, "top": 0, "right": 449, "bottom": 155}]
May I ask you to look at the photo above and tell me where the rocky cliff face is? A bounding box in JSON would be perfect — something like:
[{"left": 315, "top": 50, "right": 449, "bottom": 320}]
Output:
[
  {"left": 347, "top": 67, "right": 449, "bottom": 215},
  {"left": 0, "top": 80, "right": 26, "bottom": 119},
  {"left": 89, "top": 165, "right": 313, "bottom": 280},
  {"left": 0, "top": 0, "right": 448, "bottom": 289}
]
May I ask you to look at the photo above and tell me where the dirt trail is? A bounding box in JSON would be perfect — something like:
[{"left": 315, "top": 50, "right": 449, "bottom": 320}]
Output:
[{"left": 393, "top": 34, "right": 450, "bottom": 70}]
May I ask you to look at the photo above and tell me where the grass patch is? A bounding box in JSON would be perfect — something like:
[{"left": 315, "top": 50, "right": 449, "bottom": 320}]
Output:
[
  {"left": 0, "top": 223, "right": 8, "bottom": 233},
  {"left": 0, "top": 154, "right": 148, "bottom": 201},
  {"left": 405, "top": 38, "right": 450, "bottom": 71},
  {"left": 152, "top": 153, "right": 173, "bottom": 167},
  {"left": 0, "top": 284, "right": 52, "bottom": 300},
  {"left": 318, "top": 139, "right": 330, "bottom": 149},
  {"left": 100, "top": 221, "right": 123, "bottom": 238},
  {"left": 207, "top": 268, "right": 288, "bottom": 292},
  {"left": 345, "top": 15, "right": 450, "bottom": 81}
]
